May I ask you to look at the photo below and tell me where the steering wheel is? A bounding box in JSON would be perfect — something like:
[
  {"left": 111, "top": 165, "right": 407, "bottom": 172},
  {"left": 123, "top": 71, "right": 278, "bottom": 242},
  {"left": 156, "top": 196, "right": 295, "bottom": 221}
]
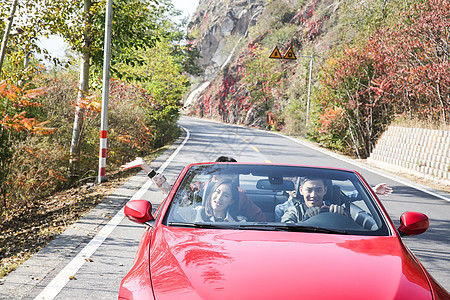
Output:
[
  {"left": 319, "top": 206, "right": 331, "bottom": 214},
  {"left": 302, "top": 211, "right": 363, "bottom": 231},
  {"left": 305, "top": 205, "right": 349, "bottom": 219}
]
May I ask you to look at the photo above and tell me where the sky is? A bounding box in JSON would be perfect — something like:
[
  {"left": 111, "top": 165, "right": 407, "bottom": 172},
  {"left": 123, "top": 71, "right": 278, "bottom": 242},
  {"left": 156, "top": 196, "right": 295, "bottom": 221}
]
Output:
[
  {"left": 172, "top": 0, "right": 199, "bottom": 19},
  {"left": 38, "top": 0, "right": 200, "bottom": 61}
]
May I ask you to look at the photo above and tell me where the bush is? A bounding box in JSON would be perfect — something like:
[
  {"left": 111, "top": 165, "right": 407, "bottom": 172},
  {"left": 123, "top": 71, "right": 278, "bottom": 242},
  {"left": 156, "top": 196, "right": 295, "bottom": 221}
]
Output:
[{"left": 1, "top": 67, "right": 182, "bottom": 219}]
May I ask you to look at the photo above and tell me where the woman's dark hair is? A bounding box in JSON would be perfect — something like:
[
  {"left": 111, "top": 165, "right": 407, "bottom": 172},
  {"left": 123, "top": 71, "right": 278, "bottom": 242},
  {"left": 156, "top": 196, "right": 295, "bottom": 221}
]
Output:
[{"left": 205, "top": 179, "right": 239, "bottom": 217}]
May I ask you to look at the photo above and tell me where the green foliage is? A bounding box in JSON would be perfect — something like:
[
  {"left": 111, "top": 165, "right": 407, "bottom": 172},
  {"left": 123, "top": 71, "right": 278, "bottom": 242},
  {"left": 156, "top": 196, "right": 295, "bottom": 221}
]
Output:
[
  {"left": 1, "top": 0, "right": 172, "bottom": 81},
  {"left": 260, "top": 25, "right": 299, "bottom": 49},
  {"left": 88, "top": 0, "right": 173, "bottom": 78},
  {"left": 188, "top": 25, "right": 200, "bottom": 40},
  {"left": 115, "top": 38, "right": 188, "bottom": 146},
  {"left": 241, "top": 44, "right": 285, "bottom": 112},
  {"left": 339, "top": 0, "right": 416, "bottom": 43},
  {"left": 0, "top": 0, "right": 80, "bottom": 80},
  {"left": 248, "top": 0, "right": 300, "bottom": 43}
]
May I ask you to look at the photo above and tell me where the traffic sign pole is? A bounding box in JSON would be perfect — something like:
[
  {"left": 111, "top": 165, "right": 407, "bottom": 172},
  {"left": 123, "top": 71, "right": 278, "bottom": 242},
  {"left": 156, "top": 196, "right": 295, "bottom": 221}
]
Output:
[{"left": 269, "top": 46, "right": 314, "bottom": 128}]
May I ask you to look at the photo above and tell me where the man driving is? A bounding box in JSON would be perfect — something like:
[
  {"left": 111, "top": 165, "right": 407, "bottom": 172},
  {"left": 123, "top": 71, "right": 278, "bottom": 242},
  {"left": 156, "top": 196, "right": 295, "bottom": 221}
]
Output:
[{"left": 281, "top": 177, "right": 346, "bottom": 223}]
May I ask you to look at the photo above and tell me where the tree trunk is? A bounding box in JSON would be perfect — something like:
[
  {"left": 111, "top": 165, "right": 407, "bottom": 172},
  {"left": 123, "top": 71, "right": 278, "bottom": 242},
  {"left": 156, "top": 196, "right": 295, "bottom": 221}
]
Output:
[
  {"left": 69, "top": 0, "right": 91, "bottom": 175},
  {"left": 0, "top": 0, "right": 19, "bottom": 75}
]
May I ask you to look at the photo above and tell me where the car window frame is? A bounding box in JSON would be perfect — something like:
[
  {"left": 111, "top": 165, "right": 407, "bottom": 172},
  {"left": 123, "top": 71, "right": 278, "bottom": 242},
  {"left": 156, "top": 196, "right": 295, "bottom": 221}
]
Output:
[{"left": 161, "top": 163, "right": 391, "bottom": 236}]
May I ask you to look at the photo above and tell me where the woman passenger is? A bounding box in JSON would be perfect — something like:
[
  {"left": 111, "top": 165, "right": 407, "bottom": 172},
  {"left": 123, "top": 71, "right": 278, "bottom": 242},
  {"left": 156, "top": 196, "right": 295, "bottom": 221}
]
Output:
[{"left": 199, "top": 179, "right": 246, "bottom": 222}]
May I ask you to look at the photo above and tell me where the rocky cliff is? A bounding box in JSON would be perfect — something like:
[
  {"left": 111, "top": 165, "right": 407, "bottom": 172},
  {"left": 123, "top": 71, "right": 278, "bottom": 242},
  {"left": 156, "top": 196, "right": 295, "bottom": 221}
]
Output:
[
  {"left": 185, "top": 0, "right": 341, "bottom": 130},
  {"left": 190, "top": 0, "right": 265, "bottom": 79},
  {"left": 185, "top": 0, "right": 265, "bottom": 107}
]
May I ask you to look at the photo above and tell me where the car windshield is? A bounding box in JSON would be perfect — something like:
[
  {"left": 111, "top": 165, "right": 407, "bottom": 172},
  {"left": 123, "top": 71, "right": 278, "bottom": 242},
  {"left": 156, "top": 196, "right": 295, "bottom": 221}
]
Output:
[{"left": 164, "top": 164, "right": 390, "bottom": 236}]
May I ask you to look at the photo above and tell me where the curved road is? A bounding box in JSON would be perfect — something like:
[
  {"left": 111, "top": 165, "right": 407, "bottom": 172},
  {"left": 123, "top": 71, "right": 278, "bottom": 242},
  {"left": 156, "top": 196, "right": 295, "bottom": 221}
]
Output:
[{"left": 1, "top": 116, "right": 449, "bottom": 299}]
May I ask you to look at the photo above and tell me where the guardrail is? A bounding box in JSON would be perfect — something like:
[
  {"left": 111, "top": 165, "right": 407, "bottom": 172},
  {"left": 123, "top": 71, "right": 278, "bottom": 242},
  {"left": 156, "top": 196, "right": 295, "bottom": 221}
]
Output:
[{"left": 368, "top": 126, "right": 450, "bottom": 186}]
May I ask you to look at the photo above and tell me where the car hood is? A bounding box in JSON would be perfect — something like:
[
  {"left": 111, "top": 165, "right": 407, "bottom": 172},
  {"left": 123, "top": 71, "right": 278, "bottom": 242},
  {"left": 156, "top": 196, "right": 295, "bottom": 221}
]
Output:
[{"left": 149, "top": 226, "right": 432, "bottom": 300}]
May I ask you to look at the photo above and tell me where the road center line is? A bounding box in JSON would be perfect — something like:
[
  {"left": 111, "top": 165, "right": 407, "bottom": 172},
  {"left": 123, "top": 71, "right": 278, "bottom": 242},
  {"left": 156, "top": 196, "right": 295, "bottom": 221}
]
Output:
[{"left": 34, "top": 127, "right": 190, "bottom": 300}]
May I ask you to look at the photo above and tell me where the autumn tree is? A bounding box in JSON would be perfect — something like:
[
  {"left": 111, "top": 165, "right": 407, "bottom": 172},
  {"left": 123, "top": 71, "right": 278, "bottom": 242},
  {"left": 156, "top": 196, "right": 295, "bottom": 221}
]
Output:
[
  {"left": 0, "top": 0, "right": 77, "bottom": 81},
  {"left": 313, "top": 0, "right": 449, "bottom": 158},
  {"left": 62, "top": 0, "right": 171, "bottom": 175},
  {"left": 1, "top": 0, "right": 174, "bottom": 175},
  {"left": 0, "top": 80, "right": 56, "bottom": 213},
  {"left": 314, "top": 46, "right": 393, "bottom": 158},
  {"left": 370, "top": 0, "right": 449, "bottom": 123},
  {"left": 114, "top": 36, "right": 189, "bottom": 148}
]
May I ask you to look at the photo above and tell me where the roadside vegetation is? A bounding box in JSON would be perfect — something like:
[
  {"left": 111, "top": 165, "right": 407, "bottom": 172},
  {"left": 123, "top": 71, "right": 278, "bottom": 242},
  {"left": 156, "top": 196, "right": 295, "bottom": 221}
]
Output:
[
  {"left": 0, "top": 0, "right": 195, "bottom": 277},
  {"left": 188, "top": 0, "right": 449, "bottom": 158},
  {"left": 0, "top": 0, "right": 448, "bottom": 280}
]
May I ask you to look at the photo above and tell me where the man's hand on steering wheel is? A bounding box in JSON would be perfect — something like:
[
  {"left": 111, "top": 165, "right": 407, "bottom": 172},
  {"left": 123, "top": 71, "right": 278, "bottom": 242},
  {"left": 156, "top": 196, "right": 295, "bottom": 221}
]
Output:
[
  {"left": 303, "top": 207, "right": 322, "bottom": 220},
  {"left": 303, "top": 204, "right": 349, "bottom": 220},
  {"left": 328, "top": 204, "right": 346, "bottom": 215}
]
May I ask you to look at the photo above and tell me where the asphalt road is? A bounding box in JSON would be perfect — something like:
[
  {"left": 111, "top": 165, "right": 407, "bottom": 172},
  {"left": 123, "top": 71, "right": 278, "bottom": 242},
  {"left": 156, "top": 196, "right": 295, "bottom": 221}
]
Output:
[{"left": 1, "top": 116, "right": 449, "bottom": 299}]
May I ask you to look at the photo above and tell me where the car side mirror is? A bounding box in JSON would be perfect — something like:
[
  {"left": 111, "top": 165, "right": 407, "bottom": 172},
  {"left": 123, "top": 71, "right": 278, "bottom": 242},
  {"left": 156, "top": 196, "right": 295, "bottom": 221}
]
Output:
[
  {"left": 124, "top": 199, "right": 155, "bottom": 225},
  {"left": 397, "top": 211, "right": 429, "bottom": 237}
]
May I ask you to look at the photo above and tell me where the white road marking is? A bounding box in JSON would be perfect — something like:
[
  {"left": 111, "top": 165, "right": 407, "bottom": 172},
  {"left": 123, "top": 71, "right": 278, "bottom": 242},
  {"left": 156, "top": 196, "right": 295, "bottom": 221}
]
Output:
[{"left": 34, "top": 127, "right": 190, "bottom": 300}]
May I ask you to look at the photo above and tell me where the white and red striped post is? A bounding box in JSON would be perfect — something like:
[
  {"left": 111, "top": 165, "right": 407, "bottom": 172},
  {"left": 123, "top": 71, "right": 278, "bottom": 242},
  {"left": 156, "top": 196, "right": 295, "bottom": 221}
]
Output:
[
  {"left": 98, "top": 130, "right": 108, "bottom": 181},
  {"left": 97, "top": 0, "right": 113, "bottom": 183}
]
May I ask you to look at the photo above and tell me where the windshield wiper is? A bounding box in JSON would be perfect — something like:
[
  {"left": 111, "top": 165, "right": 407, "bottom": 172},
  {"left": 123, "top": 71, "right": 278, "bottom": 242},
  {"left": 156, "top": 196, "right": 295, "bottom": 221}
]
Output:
[
  {"left": 168, "top": 222, "right": 285, "bottom": 231},
  {"left": 167, "top": 222, "right": 238, "bottom": 229},
  {"left": 168, "top": 222, "right": 347, "bottom": 234},
  {"left": 273, "top": 223, "right": 348, "bottom": 234}
]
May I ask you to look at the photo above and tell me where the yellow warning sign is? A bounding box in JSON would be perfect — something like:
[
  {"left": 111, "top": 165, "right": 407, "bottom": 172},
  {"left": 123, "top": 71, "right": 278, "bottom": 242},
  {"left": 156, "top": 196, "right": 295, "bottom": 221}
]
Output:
[
  {"left": 284, "top": 47, "right": 297, "bottom": 60},
  {"left": 269, "top": 47, "right": 283, "bottom": 59}
]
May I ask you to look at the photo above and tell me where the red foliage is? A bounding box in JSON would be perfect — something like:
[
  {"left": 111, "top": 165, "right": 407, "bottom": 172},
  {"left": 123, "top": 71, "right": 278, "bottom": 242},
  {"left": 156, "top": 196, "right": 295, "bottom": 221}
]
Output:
[
  {"left": 0, "top": 81, "right": 55, "bottom": 135},
  {"left": 318, "top": 106, "right": 344, "bottom": 134},
  {"left": 316, "top": 0, "right": 449, "bottom": 158},
  {"left": 369, "top": 0, "right": 450, "bottom": 122}
]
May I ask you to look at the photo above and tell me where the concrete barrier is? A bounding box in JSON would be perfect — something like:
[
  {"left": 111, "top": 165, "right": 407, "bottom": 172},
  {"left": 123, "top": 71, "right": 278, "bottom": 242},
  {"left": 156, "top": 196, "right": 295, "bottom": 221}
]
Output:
[{"left": 368, "top": 126, "right": 450, "bottom": 186}]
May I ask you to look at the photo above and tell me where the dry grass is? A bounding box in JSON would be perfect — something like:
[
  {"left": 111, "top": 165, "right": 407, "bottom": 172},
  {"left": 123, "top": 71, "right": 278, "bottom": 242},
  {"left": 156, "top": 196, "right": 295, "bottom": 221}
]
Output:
[
  {"left": 0, "top": 147, "right": 168, "bottom": 279},
  {"left": 0, "top": 169, "right": 133, "bottom": 279},
  {"left": 392, "top": 118, "right": 450, "bottom": 131}
]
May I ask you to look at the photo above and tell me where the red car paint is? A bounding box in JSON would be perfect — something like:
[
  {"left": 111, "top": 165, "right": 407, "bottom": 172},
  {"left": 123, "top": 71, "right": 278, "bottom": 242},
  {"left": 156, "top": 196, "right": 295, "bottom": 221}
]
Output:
[{"left": 119, "top": 163, "right": 449, "bottom": 300}]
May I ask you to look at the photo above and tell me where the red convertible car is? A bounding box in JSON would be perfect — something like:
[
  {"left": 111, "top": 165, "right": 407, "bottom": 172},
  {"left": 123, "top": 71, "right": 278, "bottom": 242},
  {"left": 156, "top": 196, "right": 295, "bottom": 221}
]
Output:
[{"left": 119, "top": 163, "right": 449, "bottom": 299}]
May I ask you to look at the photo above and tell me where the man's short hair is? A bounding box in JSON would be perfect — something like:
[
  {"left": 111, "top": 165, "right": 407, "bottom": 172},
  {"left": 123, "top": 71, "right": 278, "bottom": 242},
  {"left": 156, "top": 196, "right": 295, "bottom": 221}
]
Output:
[
  {"left": 300, "top": 177, "right": 326, "bottom": 187},
  {"left": 215, "top": 156, "right": 237, "bottom": 162}
]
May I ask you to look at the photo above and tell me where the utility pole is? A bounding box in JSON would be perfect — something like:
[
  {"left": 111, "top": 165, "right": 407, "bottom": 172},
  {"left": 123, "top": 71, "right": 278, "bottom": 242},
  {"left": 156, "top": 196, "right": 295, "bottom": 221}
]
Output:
[
  {"left": 296, "top": 54, "right": 314, "bottom": 127},
  {"left": 306, "top": 54, "right": 313, "bottom": 127},
  {"left": 97, "top": 0, "right": 113, "bottom": 183}
]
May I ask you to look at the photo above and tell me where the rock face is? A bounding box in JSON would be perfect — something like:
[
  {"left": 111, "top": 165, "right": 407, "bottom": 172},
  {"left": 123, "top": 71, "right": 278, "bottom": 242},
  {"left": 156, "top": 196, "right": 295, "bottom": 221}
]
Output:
[
  {"left": 185, "top": 0, "right": 265, "bottom": 106},
  {"left": 193, "top": 0, "right": 264, "bottom": 78},
  {"left": 185, "top": 0, "right": 338, "bottom": 129}
]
